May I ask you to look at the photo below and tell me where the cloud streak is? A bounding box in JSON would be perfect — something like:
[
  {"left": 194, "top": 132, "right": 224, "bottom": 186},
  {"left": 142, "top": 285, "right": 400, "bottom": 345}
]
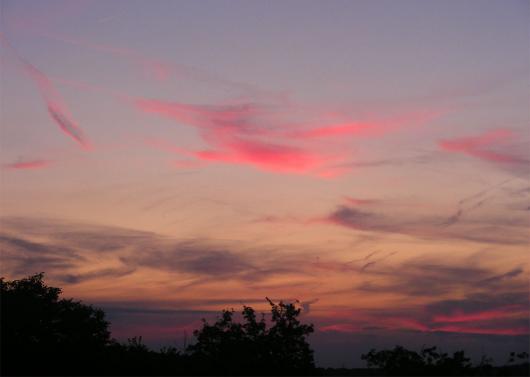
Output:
[
  {"left": 326, "top": 203, "right": 528, "bottom": 245},
  {"left": 439, "top": 129, "right": 526, "bottom": 164},
  {"left": 3, "top": 159, "right": 50, "bottom": 170},
  {"left": 137, "top": 99, "right": 345, "bottom": 176},
  {"left": 0, "top": 35, "right": 91, "bottom": 149}
]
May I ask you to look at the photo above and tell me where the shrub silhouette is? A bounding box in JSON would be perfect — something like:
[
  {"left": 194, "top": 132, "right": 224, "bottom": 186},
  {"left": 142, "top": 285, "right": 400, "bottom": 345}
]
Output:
[
  {"left": 186, "top": 297, "right": 315, "bottom": 374},
  {"left": 362, "top": 345, "right": 474, "bottom": 376},
  {"left": 1, "top": 273, "right": 112, "bottom": 375}
]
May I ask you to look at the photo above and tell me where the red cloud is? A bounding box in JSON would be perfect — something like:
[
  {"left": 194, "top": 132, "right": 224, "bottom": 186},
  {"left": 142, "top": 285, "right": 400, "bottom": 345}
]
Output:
[
  {"left": 317, "top": 315, "right": 529, "bottom": 336},
  {"left": 4, "top": 160, "right": 50, "bottom": 170},
  {"left": 439, "top": 129, "right": 522, "bottom": 164},
  {"left": 432, "top": 306, "right": 526, "bottom": 323}
]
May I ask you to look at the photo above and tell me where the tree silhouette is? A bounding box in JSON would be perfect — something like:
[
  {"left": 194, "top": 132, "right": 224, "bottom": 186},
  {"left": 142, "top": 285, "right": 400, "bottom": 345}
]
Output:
[
  {"left": 1, "top": 273, "right": 112, "bottom": 375},
  {"left": 2, "top": 273, "right": 528, "bottom": 376},
  {"left": 361, "top": 345, "right": 473, "bottom": 376},
  {"left": 186, "top": 297, "right": 315, "bottom": 375}
]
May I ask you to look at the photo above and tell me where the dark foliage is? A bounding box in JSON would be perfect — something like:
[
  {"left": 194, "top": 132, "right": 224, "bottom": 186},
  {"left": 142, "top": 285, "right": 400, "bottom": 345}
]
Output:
[
  {"left": 1, "top": 273, "right": 528, "bottom": 376},
  {"left": 360, "top": 345, "right": 529, "bottom": 376},
  {"left": 1, "top": 273, "right": 112, "bottom": 375},
  {"left": 187, "top": 298, "right": 315, "bottom": 374},
  {"left": 361, "top": 345, "right": 472, "bottom": 376}
]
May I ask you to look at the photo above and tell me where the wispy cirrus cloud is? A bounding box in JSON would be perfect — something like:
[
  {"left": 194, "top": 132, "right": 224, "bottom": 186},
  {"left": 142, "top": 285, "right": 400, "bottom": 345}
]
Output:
[
  {"left": 3, "top": 159, "right": 51, "bottom": 170},
  {"left": 136, "top": 94, "right": 440, "bottom": 177},
  {"left": 138, "top": 99, "right": 345, "bottom": 176},
  {"left": 0, "top": 234, "right": 83, "bottom": 277},
  {"left": 0, "top": 35, "right": 91, "bottom": 149},
  {"left": 343, "top": 197, "right": 380, "bottom": 206},
  {"left": 431, "top": 306, "right": 525, "bottom": 324},
  {"left": 0, "top": 216, "right": 309, "bottom": 287},
  {"left": 285, "top": 109, "right": 439, "bottom": 140},
  {"left": 8, "top": 20, "right": 282, "bottom": 98},
  {"left": 325, "top": 202, "right": 528, "bottom": 245},
  {"left": 439, "top": 129, "right": 527, "bottom": 164},
  {"left": 356, "top": 261, "right": 527, "bottom": 298}
]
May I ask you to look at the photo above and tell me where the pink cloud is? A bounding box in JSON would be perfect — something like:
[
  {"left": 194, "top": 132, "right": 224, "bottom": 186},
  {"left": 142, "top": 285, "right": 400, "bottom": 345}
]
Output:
[
  {"left": 439, "top": 129, "right": 523, "bottom": 164},
  {"left": 158, "top": 138, "right": 335, "bottom": 176},
  {"left": 193, "top": 138, "right": 329, "bottom": 174},
  {"left": 138, "top": 99, "right": 344, "bottom": 176},
  {"left": 384, "top": 317, "right": 431, "bottom": 332},
  {"left": 432, "top": 325, "right": 529, "bottom": 336},
  {"left": 317, "top": 316, "right": 529, "bottom": 336},
  {"left": 49, "top": 74, "right": 439, "bottom": 177},
  {"left": 290, "top": 122, "right": 382, "bottom": 139},
  {"left": 432, "top": 306, "right": 526, "bottom": 323},
  {"left": 317, "top": 316, "right": 430, "bottom": 334},
  {"left": 135, "top": 99, "right": 262, "bottom": 132},
  {"left": 287, "top": 109, "right": 440, "bottom": 140},
  {"left": 343, "top": 197, "right": 379, "bottom": 206},
  {"left": 3, "top": 159, "right": 50, "bottom": 170},
  {"left": 1, "top": 36, "right": 91, "bottom": 149},
  {"left": 319, "top": 323, "right": 361, "bottom": 333}
]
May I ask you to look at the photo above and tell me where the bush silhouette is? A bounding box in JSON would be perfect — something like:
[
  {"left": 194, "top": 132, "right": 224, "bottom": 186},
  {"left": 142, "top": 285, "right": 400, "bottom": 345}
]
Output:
[
  {"left": 186, "top": 297, "right": 315, "bottom": 374},
  {"left": 362, "top": 345, "right": 475, "bottom": 376},
  {"left": 1, "top": 273, "right": 112, "bottom": 375}
]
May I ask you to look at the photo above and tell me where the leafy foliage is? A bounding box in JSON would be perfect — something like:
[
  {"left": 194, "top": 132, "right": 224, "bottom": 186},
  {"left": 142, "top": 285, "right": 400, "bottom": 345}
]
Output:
[
  {"left": 362, "top": 345, "right": 477, "bottom": 376},
  {"left": 1, "top": 273, "right": 111, "bottom": 375},
  {"left": 186, "top": 297, "right": 315, "bottom": 374}
]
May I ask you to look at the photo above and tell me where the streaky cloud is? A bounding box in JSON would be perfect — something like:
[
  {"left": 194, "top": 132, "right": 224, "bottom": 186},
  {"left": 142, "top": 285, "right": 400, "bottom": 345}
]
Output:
[
  {"left": 439, "top": 128, "right": 527, "bottom": 164},
  {"left": 138, "top": 99, "right": 345, "bottom": 177},
  {"left": 326, "top": 202, "right": 529, "bottom": 245},
  {"left": 3, "top": 159, "right": 50, "bottom": 170},
  {"left": 0, "top": 35, "right": 91, "bottom": 149}
]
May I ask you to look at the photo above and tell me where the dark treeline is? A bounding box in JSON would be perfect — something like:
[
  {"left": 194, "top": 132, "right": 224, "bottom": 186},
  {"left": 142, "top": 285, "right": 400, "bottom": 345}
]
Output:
[{"left": 1, "top": 274, "right": 528, "bottom": 376}]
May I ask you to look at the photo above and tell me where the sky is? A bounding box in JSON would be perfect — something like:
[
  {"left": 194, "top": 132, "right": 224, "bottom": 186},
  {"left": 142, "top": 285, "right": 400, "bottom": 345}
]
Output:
[{"left": 0, "top": 0, "right": 529, "bottom": 367}]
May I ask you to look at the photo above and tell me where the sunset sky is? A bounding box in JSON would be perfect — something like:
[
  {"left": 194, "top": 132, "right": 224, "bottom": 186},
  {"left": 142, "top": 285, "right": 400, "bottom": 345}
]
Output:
[{"left": 1, "top": 0, "right": 529, "bottom": 367}]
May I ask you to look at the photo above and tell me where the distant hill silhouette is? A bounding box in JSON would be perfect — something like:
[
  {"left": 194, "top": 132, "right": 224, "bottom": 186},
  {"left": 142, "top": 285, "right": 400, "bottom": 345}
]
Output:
[{"left": 1, "top": 273, "right": 528, "bottom": 376}]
